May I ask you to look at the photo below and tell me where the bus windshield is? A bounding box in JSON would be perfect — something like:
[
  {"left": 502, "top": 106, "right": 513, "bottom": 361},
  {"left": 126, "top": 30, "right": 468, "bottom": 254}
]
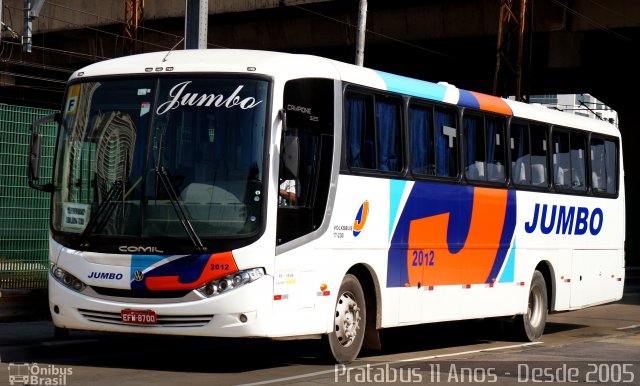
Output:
[{"left": 51, "top": 77, "right": 269, "bottom": 247}]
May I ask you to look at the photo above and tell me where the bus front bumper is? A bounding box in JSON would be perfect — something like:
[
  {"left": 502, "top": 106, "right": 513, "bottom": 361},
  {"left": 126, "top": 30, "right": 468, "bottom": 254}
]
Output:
[{"left": 48, "top": 273, "right": 274, "bottom": 338}]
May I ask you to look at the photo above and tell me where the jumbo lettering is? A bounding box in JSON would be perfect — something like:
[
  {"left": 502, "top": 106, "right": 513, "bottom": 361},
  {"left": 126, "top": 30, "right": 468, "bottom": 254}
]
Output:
[
  {"left": 87, "top": 272, "right": 124, "bottom": 280},
  {"left": 524, "top": 203, "right": 603, "bottom": 235}
]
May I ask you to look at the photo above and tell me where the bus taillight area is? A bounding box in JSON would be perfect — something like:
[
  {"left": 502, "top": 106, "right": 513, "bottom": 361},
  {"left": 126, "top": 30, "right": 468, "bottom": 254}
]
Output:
[{"left": 47, "top": 264, "right": 275, "bottom": 338}]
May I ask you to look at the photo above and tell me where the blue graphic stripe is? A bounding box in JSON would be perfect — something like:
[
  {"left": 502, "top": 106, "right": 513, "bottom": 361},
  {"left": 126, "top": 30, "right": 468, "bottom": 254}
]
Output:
[
  {"left": 457, "top": 90, "right": 480, "bottom": 109},
  {"left": 389, "top": 179, "right": 407, "bottom": 240},
  {"left": 486, "top": 189, "right": 517, "bottom": 283},
  {"left": 499, "top": 239, "right": 516, "bottom": 283},
  {"left": 375, "top": 70, "right": 448, "bottom": 102}
]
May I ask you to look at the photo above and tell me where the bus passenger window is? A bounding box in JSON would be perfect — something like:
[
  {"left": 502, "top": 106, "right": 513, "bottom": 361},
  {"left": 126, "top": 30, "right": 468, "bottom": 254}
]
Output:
[
  {"left": 590, "top": 137, "right": 618, "bottom": 195},
  {"left": 345, "top": 93, "right": 374, "bottom": 169},
  {"left": 570, "top": 132, "right": 587, "bottom": 191},
  {"left": 409, "top": 105, "right": 435, "bottom": 176},
  {"left": 486, "top": 117, "right": 506, "bottom": 182},
  {"left": 552, "top": 131, "right": 570, "bottom": 189},
  {"left": 464, "top": 115, "right": 485, "bottom": 181},
  {"left": 530, "top": 125, "right": 548, "bottom": 187},
  {"left": 511, "top": 123, "right": 531, "bottom": 185},
  {"left": 434, "top": 108, "right": 457, "bottom": 177},
  {"left": 375, "top": 99, "right": 402, "bottom": 172},
  {"left": 463, "top": 115, "right": 505, "bottom": 183},
  {"left": 346, "top": 92, "right": 402, "bottom": 173}
]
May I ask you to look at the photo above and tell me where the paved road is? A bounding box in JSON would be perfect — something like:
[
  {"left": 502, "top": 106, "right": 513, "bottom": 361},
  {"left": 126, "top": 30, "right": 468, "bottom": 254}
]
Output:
[{"left": 1, "top": 273, "right": 639, "bottom": 386}]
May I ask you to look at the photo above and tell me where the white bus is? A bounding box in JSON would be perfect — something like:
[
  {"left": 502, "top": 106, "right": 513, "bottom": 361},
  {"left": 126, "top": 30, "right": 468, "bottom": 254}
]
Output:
[{"left": 28, "top": 49, "right": 625, "bottom": 363}]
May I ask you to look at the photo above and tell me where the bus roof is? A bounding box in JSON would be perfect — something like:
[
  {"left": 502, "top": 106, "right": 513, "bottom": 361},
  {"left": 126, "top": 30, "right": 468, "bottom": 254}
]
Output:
[{"left": 70, "top": 49, "right": 619, "bottom": 138}]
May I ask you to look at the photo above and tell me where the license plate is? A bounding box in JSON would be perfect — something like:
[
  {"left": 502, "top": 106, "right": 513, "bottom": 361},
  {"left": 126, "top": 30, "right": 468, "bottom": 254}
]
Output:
[{"left": 121, "top": 309, "right": 157, "bottom": 325}]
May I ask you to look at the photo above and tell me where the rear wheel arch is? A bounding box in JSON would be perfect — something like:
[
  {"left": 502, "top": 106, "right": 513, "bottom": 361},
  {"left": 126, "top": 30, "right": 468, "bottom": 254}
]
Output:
[{"left": 534, "top": 260, "right": 555, "bottom": 311}]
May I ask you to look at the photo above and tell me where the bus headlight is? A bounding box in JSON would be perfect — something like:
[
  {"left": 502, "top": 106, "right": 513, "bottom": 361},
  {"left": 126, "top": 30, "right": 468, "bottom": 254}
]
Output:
[
  {"left": 51, "top": 265, "right": 86, "bottom": 292},
  {"left": 197, "top": 268, "right": 265, "bottom": 298}
]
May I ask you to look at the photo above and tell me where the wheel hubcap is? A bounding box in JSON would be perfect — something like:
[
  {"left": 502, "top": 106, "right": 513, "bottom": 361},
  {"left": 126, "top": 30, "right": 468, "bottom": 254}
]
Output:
[
  {"left": 334, "top": 291, "right": 361, "bottom": 347},
  {"left": 528, "top": 285, "right": 544, "bottom": 327}
]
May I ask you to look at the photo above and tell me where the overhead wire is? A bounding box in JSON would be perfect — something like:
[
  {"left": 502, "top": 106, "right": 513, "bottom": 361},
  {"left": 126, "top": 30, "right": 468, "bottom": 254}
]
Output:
[
  {"left": 1, "top": 2, "right": 176, "bottom": 63},
  {"left": 45, "top": 1, "right": 225, "bottom": 49},
  {"left": 0, "top": 70, "right": 67, "bottom": 84},
  {"left": 586, "top": 0, "right": 640, "bottom": 27},
  {"left": 547, "top": 0, "right": 631, "bottom": 42},
  {"left": 1, "top": 58, "right": 73, "bottom": 73},
  {"left": 289, "top": 4, "right": 450, "bottom": 58},
  {"left": 45, "top": 1, "right": 184, "bottom": 41}
]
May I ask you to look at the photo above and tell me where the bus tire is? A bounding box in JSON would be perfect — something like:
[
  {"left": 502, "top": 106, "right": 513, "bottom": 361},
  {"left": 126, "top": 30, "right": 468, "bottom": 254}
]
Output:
[
  {"left": 515, "top": 270, "right": 548, "bottom": 341},
  {"left": 325, "top": 274, "right": 366, "bottom": 364}
]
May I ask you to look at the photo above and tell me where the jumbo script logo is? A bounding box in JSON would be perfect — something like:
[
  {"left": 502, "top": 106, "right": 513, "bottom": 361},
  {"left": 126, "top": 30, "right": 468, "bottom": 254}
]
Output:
[{"left": 156, "top": 81, "right": 262, "bottom": 115}]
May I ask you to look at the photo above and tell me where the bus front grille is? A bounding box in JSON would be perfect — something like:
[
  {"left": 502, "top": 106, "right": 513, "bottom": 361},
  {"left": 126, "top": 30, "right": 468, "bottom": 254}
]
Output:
[{"left": 78, "top": 309, "right": 214, "bottom": 327}]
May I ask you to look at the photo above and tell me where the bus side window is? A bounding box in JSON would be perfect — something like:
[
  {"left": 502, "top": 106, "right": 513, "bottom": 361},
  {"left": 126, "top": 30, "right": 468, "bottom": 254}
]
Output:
[
  {"left": 346, "top": 92, "right": 402, "bottom": 173},
  {"left": 486, "top": 117, "right": 506, "bottom": 182},
  {"left": 464, "top": 115, "right": 485, "bottom": 181},
  {"left": 277, "top": 78, "right": 334, "bottom": 245},
  {"left": 570, "top": 131, "right": 587, "bottom": 191},
  {"left": 511, "top": 123, "right": 531, "bottom": 185},
  {"left": 464, "top": 114, "right": 506, "bottom": 183},
  {"left": 434, "top": 108, "right": 458, "bottom": 177},
  {"left": 408, "top": 104, "right": 435, "bottom": 176},
  {"left": 590, "top": 136, "right": 618, "bottom": 195},
  {"left": 375, "top": 98, "right": 402, "bottom": 172},
  {"left": 530, "top": 125, "right": 548, "bottom": 187},
  {"left": 552, "top": 130, "right": 570, "bottom": 189},
  {"left": 346, "top": 93, "right": 375, "bottom": 169}
]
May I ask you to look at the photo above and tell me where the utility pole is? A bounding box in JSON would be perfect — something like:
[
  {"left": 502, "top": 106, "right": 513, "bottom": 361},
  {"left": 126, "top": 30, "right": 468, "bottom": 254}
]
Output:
[
  {"left": 493, "top": 0, "right": 530, "bottom": 100},
  {"left": 22, "top": 0, "right": 45, "bottom": 53},
  {"left": 124, "top": 0, "right": 144, "bottom": 55},
  {"left": 185, "top": 0, "right": 208, "bottom": 49},
  {"left": 355, "top": 0, "right": 367, "bottom": 66}
]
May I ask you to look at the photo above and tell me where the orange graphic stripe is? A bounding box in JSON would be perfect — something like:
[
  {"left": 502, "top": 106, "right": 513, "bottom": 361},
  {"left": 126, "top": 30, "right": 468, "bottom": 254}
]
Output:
[
  {"left": 470, "top": 91, "right": 512, "bottom": 116},
  {"left": 146, "top": 252, "right": 238, "bottom": 290},
  {"left": 406, "top": 188, "right": 508, "bottom": 286}
]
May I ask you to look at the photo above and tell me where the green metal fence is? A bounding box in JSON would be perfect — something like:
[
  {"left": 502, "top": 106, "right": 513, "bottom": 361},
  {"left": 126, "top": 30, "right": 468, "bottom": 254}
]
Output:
[{"left": 0, "top": 103, "right": 58, "bottom": 289}]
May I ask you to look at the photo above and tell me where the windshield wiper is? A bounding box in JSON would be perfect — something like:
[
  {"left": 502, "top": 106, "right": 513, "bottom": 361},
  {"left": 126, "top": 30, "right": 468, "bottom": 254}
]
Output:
[
  {"left": 155, "top": 166, "right": 207, "bottom": 252},
  {"left": 79, "top": 180, "right": 123, "bottom": 246}
]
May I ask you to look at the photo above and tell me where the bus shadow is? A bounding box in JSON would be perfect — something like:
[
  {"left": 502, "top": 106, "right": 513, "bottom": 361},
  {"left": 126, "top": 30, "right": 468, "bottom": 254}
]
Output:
[{"left": 1, "top": 319, "right": 588, "bottom": 374}]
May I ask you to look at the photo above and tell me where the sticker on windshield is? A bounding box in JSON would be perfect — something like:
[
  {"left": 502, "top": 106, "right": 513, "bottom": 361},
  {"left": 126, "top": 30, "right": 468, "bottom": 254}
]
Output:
[
  {"left": 65, "top": 84, "right": 80, "bottom": 115},
  {"left": 62, "top": 202, "right": 90, "bottom": 231},
  {"left": 140, "top": 101, "right": 150, "bottom": 117},
  {"left": 155, "top": 81, "right": 263, "bottom": 115}
]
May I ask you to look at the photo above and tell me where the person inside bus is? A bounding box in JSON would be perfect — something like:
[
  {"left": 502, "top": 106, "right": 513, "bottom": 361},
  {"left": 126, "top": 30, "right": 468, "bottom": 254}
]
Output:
[
  {"left": 279, "top": 133, "right": 300, "bottom": 206},
  {"left": 279, "top": 178, "right": 297, "bottom": 206}
]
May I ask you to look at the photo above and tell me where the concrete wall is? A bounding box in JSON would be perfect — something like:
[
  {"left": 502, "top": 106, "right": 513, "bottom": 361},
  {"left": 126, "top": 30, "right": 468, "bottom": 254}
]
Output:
[
  {"left": 1, "top": 0, "right": 333, "bottom": 33},
  {"left": 2, "top": 0, "right": 638, "bottom": 37}
]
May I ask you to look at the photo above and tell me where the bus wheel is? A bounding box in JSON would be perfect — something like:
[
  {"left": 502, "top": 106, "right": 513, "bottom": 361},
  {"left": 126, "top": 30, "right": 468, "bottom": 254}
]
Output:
[
  {"left": 326, "top": 274, "right": 366, "bottom": 363},
  {"left": 515, "top": 270, "right": 548, "bottom": 341}
]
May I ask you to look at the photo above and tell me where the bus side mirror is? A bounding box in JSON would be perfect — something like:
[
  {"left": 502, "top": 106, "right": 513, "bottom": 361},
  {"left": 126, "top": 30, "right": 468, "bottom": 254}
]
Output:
[
  {"left": 27, "top": 112, "right": 59, "bottom": 192},
  {"left": 28, "top": 132, "right": 43, "bottom": 182}
]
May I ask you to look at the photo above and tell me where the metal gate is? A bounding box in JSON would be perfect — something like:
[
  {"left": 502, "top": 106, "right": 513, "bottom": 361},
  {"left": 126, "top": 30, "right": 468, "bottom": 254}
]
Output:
[{"left": 0, "top": 103, "right": 58, "bottom": 289}]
